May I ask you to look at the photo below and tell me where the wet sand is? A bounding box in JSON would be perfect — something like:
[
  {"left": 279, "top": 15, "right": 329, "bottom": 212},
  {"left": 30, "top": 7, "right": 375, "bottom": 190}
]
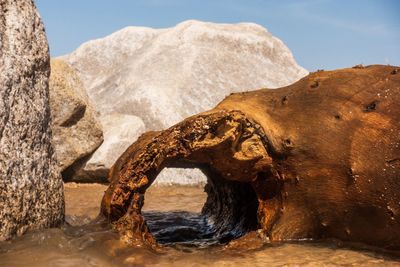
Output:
[{"left": 0, "top": 183, "right": 399, "bottom": 266}]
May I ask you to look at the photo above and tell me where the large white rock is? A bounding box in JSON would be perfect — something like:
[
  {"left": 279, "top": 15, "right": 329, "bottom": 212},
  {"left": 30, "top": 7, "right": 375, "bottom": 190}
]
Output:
[{"left": 62, "top": 20, "right": 308, "bottom": 183}]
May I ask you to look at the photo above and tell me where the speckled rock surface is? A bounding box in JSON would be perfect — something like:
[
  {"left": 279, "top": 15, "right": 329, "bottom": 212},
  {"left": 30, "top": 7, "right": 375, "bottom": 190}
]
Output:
[
  {"left": 0, "top": 0, "right": 64, "bottom": 240},
  {"left": 62, "top": 20, "right": 308, "bottom": 183},
  {"left": 49, "top": 59, "right": 103, "bottom": 180}
]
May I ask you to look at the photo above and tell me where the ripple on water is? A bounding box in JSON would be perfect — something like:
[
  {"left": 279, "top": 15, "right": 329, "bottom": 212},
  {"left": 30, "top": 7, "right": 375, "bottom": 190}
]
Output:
[{"left": 0, "top": 184, "right": 399, "bottom": 266}]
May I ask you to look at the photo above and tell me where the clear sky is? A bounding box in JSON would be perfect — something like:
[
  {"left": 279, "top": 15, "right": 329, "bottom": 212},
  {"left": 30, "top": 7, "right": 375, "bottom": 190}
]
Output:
[{"left": 35, "top": 0, "right": 399, "bottom": 71}]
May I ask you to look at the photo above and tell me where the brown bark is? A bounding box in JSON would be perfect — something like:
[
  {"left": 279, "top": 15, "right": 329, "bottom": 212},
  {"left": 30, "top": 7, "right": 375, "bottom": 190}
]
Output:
[{"left": 101, "top": 65, "right": 400, "bottom": 249}]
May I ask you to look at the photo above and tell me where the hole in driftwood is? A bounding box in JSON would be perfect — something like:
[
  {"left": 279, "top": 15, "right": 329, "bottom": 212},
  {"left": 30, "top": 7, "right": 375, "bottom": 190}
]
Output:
[{"left": 142, "top": 165, "right": 259, "bottom": 246}]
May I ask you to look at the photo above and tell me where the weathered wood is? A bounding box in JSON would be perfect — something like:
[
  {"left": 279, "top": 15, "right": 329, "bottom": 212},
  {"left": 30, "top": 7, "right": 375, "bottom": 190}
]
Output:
[{"left": 101, "top": 65, "right": 400, "bottom": 249}]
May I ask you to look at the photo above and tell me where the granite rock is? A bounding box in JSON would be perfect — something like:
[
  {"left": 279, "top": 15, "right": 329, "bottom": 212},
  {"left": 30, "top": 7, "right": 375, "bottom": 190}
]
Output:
[{"left": 0, "top": 0, "right": 64, "bottom": 240}]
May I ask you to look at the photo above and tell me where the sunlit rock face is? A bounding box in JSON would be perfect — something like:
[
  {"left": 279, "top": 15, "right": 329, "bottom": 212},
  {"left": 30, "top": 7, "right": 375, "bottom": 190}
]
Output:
[
  {"left": 61, "top": 20, "right": 308, "bottom": 182},
  {"left": 49, "top": 59, "right": 103, "bottom": 181},
  {"left": 0, "top": 0, "right": 64, "bottom": 240}
]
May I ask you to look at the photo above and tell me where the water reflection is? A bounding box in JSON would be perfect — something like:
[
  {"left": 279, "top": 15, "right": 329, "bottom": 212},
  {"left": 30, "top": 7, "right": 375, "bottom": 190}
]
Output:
[{"left": 144, "top": 211, "right": 218, "bottom": 247}]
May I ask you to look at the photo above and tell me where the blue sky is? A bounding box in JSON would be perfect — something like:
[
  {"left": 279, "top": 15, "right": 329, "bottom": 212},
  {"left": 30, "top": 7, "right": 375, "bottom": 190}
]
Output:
[{"left": 35, "top": 0, "right": 399, "bottom": 71}]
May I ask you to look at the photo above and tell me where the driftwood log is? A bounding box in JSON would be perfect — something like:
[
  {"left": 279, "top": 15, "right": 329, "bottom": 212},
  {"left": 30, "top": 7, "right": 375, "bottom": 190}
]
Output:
[{"left": 101, "top": 65, "right": 400, "bottom": 249}]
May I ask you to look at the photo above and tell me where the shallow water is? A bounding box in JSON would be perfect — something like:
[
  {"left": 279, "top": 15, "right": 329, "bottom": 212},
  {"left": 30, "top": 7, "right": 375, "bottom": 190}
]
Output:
[{"left": 0, "top": 183, "right": 399, "bottom": 266}]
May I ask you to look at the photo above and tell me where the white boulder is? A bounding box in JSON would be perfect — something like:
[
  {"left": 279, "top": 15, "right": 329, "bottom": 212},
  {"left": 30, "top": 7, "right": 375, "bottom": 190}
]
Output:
[{"left": 61, "top": 20, "right": 308, "bottom": 183}]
